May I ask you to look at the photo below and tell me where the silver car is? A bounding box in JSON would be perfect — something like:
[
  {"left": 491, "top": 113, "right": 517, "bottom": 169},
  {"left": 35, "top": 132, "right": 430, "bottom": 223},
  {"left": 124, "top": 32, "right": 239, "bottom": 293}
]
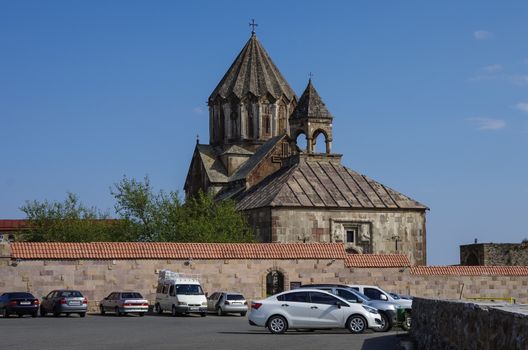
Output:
[
  {"left": 40, "top": 290, "right": 87, "bottom": 317},
  {"left": 99, "top": 292, "right": 149, "bottom": 316},
  {"left": 207, "top": 292, "right": 248, "bottom": 316}
]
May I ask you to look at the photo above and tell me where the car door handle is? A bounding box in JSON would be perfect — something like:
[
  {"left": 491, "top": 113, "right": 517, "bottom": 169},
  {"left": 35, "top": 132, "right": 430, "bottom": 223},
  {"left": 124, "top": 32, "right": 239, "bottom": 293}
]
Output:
[
  {"left": 310, "top": 306, "right": 318, "bottom": 309},
  {"left": 281, "top": 304, "right": 289, "bottom": 307}
]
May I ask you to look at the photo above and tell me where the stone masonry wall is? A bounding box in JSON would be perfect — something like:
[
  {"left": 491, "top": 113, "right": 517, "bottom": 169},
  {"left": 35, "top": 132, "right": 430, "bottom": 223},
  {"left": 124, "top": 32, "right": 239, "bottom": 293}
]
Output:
[
  {"left": 461, "top": 243, "right": 528, "bottom": 266},
  {"left": 411, "top": 298, "right": 528, "bottom": 350},
  {"left": 1, "top": 257, "right": 527, "bottom": 312},
  {"left": 271, "top": 208, "right": 427, "bottom": 265}
]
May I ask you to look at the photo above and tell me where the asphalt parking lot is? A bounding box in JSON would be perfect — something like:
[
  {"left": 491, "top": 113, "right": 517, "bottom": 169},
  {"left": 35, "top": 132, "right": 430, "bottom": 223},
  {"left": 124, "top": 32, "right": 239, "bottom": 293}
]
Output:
[{"left": 0, "top": 313, "right": 405, "bottom": 350}]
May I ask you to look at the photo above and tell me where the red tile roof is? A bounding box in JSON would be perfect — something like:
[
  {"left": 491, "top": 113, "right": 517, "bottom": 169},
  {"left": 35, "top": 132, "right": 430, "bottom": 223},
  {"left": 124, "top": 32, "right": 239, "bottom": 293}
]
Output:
[
  {"left": 345, "top": 254, "right": 411, "bottom": 267},
  {"left": 10, "top": 242, "right": 348, "bottom": 260},
  {"left": 0, "top": 220, "right": 29, "bottom": 231},
  {"left": 410, "top": 266, "right": 528, "bottom": 276}
]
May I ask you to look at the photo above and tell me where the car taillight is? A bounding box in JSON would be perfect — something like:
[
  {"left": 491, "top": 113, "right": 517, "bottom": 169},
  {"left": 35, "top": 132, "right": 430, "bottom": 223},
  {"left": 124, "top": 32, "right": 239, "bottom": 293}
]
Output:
[
  {"left": 33, "top": 300, "right": 40, "bottom": 305},
  {"left": 60, "top": 298, "right": 67, "bottom": 304},
  {"left": 142, "top": 303, "right": 149, "bottom": 307},
  {"left": 224, "top": 301, "right": 230, "bottom": 305},
  {"left": 251, "top": 302, "right": 262, "bottom": 310},
  {"left": 82, "top": 298, "right": 88, "bottom": 304},
  {"left": 244, "top": 301, "right": 248, "bottom": 305},
  {"left": 124, "top": 303, "right": 132, "bottom": 307},
  {"left": 8, "top": 300, "right": 17, "bottom": 306}
]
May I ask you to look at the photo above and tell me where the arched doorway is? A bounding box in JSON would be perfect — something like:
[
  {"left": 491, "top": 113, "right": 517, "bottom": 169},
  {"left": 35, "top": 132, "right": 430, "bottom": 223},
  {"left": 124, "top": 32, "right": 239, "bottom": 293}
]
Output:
[{"left": 266, "top": 270, "right": 284, "bottom": 296}]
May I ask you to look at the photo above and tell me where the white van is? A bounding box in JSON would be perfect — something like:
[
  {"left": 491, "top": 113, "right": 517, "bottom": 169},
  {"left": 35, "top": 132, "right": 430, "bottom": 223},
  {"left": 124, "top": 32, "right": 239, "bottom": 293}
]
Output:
[{"left": 154, "top": 270, "right": 207, "bottom": 317}]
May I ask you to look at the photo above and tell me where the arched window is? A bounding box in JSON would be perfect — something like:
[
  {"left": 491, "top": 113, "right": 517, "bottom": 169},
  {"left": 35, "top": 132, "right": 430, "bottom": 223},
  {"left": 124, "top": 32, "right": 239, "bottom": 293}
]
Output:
[
  {"left": 265, "top": 116, "right": 271, "bottom": 134},
  {"left": 230, "top": 106, "right": 238, "bottom": 139},
  {"left": 266, "top": 270, "right": 284, "bottom": 296},
  {"left": 247, "top": 106, "right": 254, "bottom": 138},
  {"left": 295, "top": 131, "right": 307, "bottom": 152},
  {"left": 312, "top": 129, "right": 328, "bottom": 154}
]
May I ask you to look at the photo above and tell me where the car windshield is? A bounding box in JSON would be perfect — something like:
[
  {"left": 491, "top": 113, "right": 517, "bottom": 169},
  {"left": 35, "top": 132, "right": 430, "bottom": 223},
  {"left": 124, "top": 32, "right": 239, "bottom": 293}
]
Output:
[
  {"left": 175, "top": 284, "right": 204, "bottom": 295},
  {"left": 351, "top": 290, "right": 371, "bottom": 301},
  {"left": 227, "top": 294, "right": 245, "bottom": 300},
  {"left": 7, "top": 293, "right": 34, "bottom": 299},
  {"left": 389, "top": 292, "right": 401, "bottom": 300},
  {"left": 122, "top": 292, "right": 143, "bottom": 299},
  {"left": 60, "top": 291, "right": 83, "bottom": 298}
]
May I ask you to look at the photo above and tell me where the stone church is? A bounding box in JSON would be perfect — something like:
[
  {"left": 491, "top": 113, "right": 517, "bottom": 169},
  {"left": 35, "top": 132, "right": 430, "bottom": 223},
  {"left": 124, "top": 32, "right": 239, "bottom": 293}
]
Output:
[{"left": 184, "top": 32, "right": 428, "bottom": 265}]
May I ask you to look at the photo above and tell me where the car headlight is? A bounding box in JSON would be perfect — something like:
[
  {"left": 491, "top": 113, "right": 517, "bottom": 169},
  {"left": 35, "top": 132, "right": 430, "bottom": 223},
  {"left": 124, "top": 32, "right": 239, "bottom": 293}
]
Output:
[
  {"left": 362, "top": 305, "right": 379, "bottom": 314},
  {"left": 201, "top": 302, "right": 207, "bottom": 306}
]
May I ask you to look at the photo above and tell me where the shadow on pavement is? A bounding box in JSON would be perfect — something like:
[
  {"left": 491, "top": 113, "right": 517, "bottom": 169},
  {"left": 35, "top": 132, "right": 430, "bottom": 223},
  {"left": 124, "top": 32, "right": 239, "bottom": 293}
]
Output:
[{"left": 361, "top": 333, "right": 402, "bottom": 350}]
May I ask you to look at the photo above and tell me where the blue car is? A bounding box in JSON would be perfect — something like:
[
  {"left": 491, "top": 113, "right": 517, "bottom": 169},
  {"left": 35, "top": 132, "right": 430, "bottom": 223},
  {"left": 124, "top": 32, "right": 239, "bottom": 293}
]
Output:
[{"left": 0, "top": 292, "right": 39, "bottom": 318}]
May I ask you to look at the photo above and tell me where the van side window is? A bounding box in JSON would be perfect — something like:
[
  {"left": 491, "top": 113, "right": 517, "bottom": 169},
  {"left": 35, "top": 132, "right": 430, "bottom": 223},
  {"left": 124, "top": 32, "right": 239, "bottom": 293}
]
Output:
[
  {"left": 156, "top": 284, "right": 163, "bottom": 293},
  {"left": 364, "top": 288, "right": 384, "bottom": 300},
  {"left": 169, "top": 285, "right": 176, "bottom": 297},
  {"left": 162, "top": 284, "right": 169, "bottom": 294},
  {"left": 337, "top": 289, "right": 358, "bottom": 302}
]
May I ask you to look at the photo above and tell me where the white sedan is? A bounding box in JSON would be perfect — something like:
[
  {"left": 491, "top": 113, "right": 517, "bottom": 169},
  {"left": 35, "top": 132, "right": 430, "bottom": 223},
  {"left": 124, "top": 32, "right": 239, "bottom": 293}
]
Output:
[
  {"left": 99, "top": 292, "right": 149, "bottom": 316},
  {"left": 248, "top": 289, "right": 383, "bottom": 334}
]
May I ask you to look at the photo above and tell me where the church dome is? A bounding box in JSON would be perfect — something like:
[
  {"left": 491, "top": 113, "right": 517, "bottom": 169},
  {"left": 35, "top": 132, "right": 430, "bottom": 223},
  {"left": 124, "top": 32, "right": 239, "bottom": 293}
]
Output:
[{"left": 209, "top": 33, "right": 296, "bottom": 103}]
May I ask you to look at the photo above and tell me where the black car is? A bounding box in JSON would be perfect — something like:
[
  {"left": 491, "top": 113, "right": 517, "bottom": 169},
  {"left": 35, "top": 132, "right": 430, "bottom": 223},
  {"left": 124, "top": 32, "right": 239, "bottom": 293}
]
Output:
[{"left": 0, "top": 292, "right": 39, "bottom": 318}]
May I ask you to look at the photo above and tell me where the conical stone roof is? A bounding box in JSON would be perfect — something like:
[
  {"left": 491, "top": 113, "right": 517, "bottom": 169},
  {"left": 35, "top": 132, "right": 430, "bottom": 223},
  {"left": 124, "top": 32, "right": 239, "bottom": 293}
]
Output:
[
  {"left": 290, "top": 79, "right": 332, "bottom": 120},
  {"left": 209, "top": 34, "right": 296, "bottom": 103}
]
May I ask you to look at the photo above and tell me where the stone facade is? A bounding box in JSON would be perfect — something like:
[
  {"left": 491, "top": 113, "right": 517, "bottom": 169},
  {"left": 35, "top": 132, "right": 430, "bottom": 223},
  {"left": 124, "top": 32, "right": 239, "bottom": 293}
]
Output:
[
  {"left": 460, "top": 242, "right": 528, "bottom": 266},
  {"left": 411, "top": 298, "right": 528, "bottom": 350},
  {"left": 267, "top": 208, "right": 426, "bottom": 265}
]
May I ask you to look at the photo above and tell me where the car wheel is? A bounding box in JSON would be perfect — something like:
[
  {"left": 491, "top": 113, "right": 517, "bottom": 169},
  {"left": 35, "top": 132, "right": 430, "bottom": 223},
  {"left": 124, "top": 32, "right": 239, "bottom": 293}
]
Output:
[
  {"left": 171, "top": 305, "right": 177, "bottom": 317},
  {"left": 240, "top": 312, "right": 247, "bottom": 317},
  {"left": 374, "top": 312, "right": 391, "bottom": 332},
  {"left": 3, "top": 308, "right": 9, "bottom": 318},
  {"left": 401, "top": 312, "right": 412, "bottom": 331},
  {"left": 79, "top": 312, "right": 86, "bottom": 318},
  {"left": 155, "top": 304, "right": 163, "bottom": 315},
  {"left": 346, "top": 315, "right": 367, "bottom": 334},
  {"left": 53, "top": 307, "right": 60, "bottom": 317},
  {"left": 115, "top": 307, "right": 121, "bottom": 317},
  {"left": 40, "top": 306, "right": 46, "bottom": 317},
  {"left": 139, "top": 312, "right": 145, "bottom": 317},
  {"left": 216, "top": 307, "right": 223, "bottom": 316},
  {"left": 100, "top": 305, "right": 105, "bottom": 315},
  {"left": 267, "top": 315, "right": 288, "bottom": 334}
]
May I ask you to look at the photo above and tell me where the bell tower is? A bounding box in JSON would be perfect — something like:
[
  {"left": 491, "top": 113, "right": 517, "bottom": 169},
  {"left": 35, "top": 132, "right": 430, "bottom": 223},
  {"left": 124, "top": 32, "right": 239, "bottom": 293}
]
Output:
[{"left": 289, "top": 79, "right": 333, "bottom": 154}]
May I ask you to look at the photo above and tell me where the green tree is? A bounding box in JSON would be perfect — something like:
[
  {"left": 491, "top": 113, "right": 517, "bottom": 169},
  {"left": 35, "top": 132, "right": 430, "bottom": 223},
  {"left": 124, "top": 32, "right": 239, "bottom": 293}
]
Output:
[
  {"left": 19, "top": 192, "right": 132, "bottom": 242},
  {"left": 111, "top": 176, "right": 254, "bottom": 242}
]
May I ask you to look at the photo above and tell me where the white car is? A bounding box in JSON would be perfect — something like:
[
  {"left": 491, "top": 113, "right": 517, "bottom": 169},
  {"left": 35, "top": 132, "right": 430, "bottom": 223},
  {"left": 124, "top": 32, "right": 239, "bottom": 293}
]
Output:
[
  {"left": 99, "top": 291, "right": 149, "bottom": 316},
  {"left": 248, "top": 289, "right": 383, "bottom": 334}
]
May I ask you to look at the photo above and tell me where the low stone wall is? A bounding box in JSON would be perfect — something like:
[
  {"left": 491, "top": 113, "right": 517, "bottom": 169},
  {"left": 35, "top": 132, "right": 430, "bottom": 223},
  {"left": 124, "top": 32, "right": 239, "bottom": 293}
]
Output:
[
  {"left": 1, "top": 257, "right": 528, "bottom": 312},
  {"left": 411, "top": 298, "right": 528, "bottom": 350}
]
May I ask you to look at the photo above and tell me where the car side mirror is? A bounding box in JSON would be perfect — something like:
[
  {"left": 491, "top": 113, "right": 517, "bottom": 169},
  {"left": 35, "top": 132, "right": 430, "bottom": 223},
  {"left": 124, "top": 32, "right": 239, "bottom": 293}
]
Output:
[
  {"left": 380, "top": 294, "right": 388, "bottom": 301},
  {"left": 334, "top": 301, "right": 341, "bottom": 309}
]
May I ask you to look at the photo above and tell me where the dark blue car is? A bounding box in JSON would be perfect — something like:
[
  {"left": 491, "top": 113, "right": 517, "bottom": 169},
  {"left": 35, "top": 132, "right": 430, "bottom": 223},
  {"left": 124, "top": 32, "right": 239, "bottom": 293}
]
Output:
[{"left": 0, "top": 292, "right": 39, "bottom": 318}]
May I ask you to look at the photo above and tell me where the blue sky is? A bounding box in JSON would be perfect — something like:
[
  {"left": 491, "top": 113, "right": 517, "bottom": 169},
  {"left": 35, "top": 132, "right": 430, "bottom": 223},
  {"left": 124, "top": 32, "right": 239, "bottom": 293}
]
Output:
[{"left": 2, "top": 1, "right": 528, "bottom": 265}]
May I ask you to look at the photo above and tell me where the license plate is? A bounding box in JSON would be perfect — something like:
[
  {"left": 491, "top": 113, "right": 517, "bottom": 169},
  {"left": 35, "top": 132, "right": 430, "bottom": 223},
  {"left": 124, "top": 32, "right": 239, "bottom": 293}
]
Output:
[
  {"left": 69, "top": 301, "right": 81, "bottom": 305},
  {"left": 20, "top": 301, "right": 31, "bottom": 305},
  {"left": 231, "top": 302, "right": 241, "bottom": 305},
  {"left": 190, "top": 307, "right": 199, "bottom": 311}
]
